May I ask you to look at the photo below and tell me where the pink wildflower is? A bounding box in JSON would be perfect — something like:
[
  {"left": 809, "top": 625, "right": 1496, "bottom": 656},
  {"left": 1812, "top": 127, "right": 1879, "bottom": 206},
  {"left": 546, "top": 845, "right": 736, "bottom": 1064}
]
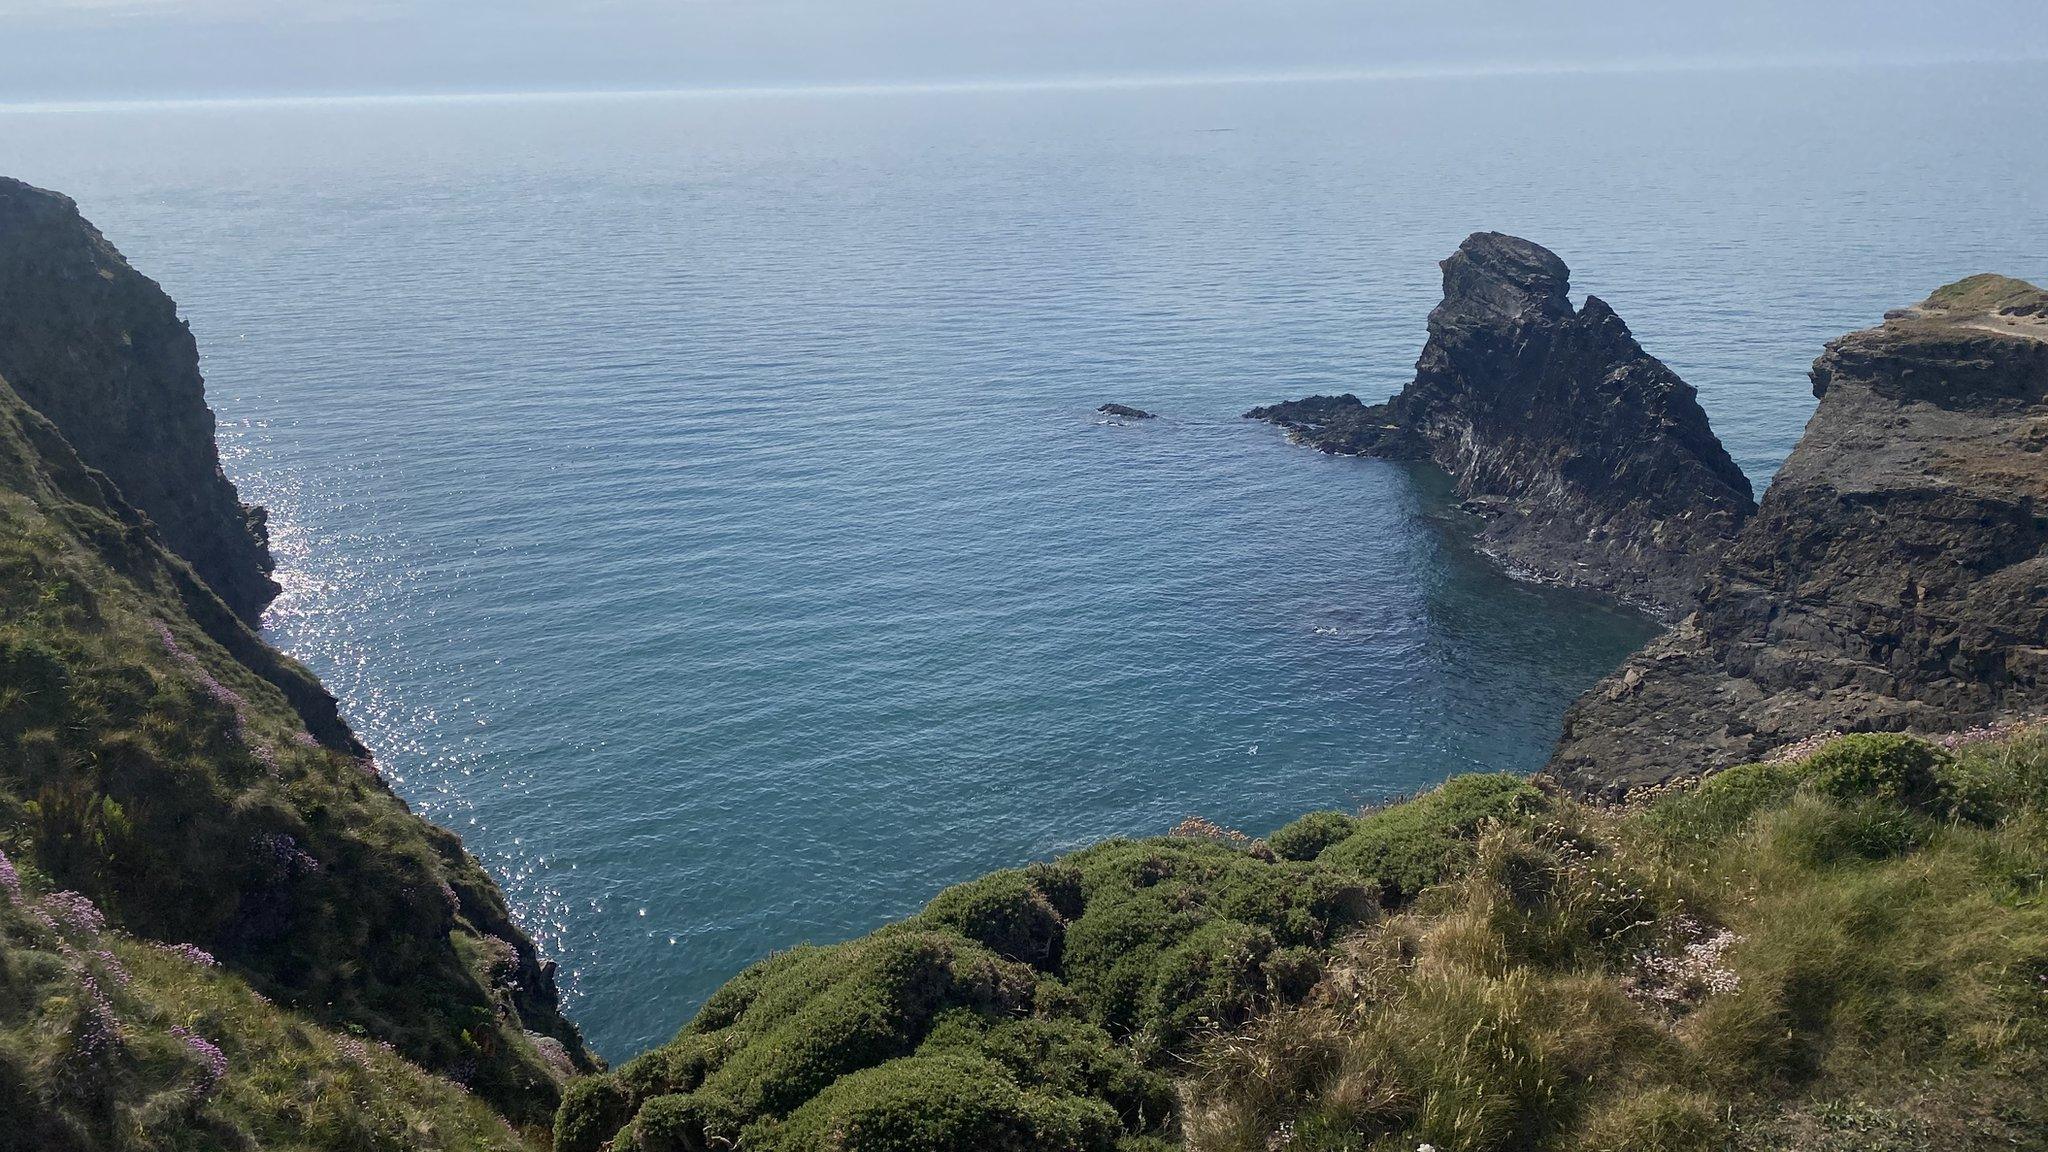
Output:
[{"left": 171, "top": 1025, "right": 228, "bottom": 1099}]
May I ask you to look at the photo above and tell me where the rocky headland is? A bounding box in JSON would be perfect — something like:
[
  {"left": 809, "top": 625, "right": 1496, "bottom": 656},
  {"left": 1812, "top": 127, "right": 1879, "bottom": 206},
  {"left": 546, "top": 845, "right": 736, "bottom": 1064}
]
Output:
[
  {"left": 1551, "top": 274, "right": 2048, "bottom": 794},
  {"left": 0, "top": 177, "right": 280, "bottom": 623},
  {"left": 1247, "top": 233, "right": 1756, "bottom": 618},
  {"left": 7, "top": 174, "right": 2048, "bottom": 1151}
]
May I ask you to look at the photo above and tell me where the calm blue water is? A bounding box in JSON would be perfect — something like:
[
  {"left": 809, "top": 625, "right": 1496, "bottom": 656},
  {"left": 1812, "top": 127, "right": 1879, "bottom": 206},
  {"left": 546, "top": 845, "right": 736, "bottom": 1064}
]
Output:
[{"left": 3, "top": 62, "right": 2043, "bottom": 1057}]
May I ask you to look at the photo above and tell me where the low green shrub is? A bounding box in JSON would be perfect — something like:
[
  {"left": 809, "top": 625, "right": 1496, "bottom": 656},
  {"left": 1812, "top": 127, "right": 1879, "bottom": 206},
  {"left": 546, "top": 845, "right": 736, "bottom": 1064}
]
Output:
[
  {"left": 916, "top": 1013, "right": 1173, "bottom": 1128},
  {"left": 752, "top": 1052, "right": 1122, "bottom": 1152},
  {"left": 1144, "top": 919, "right": 1278, "bottom": 1043},
  {"left": 1645, "top": 760, "right": 1802, "bottom": 843},
  {"left": 915, "top": 868, "right": 1067, "bottom": 968},
  {"left": 1317, "top": 774, "right": 1543, "bottom": 902},
  {"left": 1801, "top": 734, "right": 1952, "bottom": 812},
  {"left": 1269, "top": 811, "right": 1357, "bottom": 862}
]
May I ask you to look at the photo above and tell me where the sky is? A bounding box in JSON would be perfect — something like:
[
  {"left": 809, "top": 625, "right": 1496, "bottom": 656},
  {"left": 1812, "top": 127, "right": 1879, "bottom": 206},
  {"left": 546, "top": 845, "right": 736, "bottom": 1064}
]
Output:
[{"left": 2, "top": 0, "right": 2046, "bottom": 104}]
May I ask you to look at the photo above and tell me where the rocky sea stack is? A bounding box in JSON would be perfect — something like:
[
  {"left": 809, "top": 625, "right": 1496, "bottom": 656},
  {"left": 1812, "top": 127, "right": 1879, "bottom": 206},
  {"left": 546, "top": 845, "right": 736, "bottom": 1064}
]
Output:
[
  {"left": 0, "top": 176, "right": 279, "bottom": 623},
  {"left": 1552, "top": 274, "right": 2048, "bottom": 794},
  {"left": 1247, "top": 233, "right": 1756, "bottom": 618}
]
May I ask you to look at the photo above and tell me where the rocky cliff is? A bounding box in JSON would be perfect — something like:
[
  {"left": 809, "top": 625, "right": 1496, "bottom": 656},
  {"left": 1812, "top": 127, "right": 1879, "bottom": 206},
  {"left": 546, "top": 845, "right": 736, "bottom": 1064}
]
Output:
[
  {"left": 1247, "top": 233, "right": 1756, "bottom": 618},
  {"left": 0, "top": 183, "right": 593, "bottom": 1134},
  {"left": 1551, "top": 275, "right": 2048, "bottom": 794},
  {"left": 0, "top": 177, "right": 279, "bottom": 623}
]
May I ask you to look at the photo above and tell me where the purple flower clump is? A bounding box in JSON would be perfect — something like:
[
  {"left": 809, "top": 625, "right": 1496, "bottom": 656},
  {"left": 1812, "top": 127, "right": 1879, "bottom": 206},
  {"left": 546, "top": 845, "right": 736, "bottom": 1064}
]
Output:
[
  {"left": 171, "top": 1025, "right": 228, "bottom": 1099},
  {"left": 70, "top": 974, "right": 123, "bottom": 1060},
  {"left": 41, "top": 890, "right": 106, "bottom": 934},
  {"left": 0, "top": 848, "right": 20, "bottom": 900},
  {"left": 155, "top": 619, "right": 292, "bottom": 776},
  {"left": 158, "top": 941, "right": 219, "bottom": 967},
  {"left": 93, "top": 949, "right": 132, "bottom": 988},
  {"left": 256, "top": 832, "right": 320, "bottom": 876}
]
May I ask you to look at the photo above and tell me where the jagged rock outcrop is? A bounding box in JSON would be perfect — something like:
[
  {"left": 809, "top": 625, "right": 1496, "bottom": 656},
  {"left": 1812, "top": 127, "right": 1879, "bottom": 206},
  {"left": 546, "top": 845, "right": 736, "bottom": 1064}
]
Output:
[
  {"left": 1551, "top": 275, "right": 2048, "bottom": 794},
  {"left": 1247, "top": 233, "right": 1756, "bottom": 618},
  {"left": 0, "top": 176, "right": 279, "bottom": 623},
  {"left": 1098, "top": 403, "right": 1156, "bottom": 419}
]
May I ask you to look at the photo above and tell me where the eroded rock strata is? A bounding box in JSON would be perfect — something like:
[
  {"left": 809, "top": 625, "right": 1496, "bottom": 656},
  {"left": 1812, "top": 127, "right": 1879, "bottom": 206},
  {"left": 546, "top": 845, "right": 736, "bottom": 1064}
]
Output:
[
  {"left": 0, "top": 176, "right": 280, "bottom": 623},
  {"left": 1247, "top": 233, "right": 1755, "bottom": 618},
  {"left": 1551, "top": 275, "right": 2048, "bottom": 795}
]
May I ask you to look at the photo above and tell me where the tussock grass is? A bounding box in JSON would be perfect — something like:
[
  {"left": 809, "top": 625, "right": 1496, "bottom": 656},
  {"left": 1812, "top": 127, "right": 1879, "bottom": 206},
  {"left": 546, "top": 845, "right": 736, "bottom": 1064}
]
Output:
[
  {"left": 1184, "top": 730, "right": 2048, "bottom": 1152},
  {"left": 558, "top": 728, "right": 2048, "bottom": 1151}
]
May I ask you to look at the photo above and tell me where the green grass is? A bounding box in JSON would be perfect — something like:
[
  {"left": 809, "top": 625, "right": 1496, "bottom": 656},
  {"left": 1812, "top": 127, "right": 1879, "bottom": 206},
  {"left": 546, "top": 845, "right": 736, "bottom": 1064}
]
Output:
[
  {"left": 0, "top": 377, "right": 587, "bottom": 1130},
  {"left": 1, "top": 851, "right": 528, "bottom": 1151},
  {"left": 1921, "top": 273, "right": 2047, "bottom": 316},
  {"left": 1184, "top": 730, "right": 2048, "bottom": 1152},
  {"left": 558, "top": 731, "right": 2048, "bottom": 1152},
  {"left": 556, "top": 772, "right": 1553, "bottom": 1151}
]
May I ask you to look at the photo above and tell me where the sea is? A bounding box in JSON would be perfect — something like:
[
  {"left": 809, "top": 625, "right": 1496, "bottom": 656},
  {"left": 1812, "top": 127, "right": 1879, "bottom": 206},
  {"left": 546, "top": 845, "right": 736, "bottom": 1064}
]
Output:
[{"left": 2, "top": 60, "right": 2042, "bottom": 1057}]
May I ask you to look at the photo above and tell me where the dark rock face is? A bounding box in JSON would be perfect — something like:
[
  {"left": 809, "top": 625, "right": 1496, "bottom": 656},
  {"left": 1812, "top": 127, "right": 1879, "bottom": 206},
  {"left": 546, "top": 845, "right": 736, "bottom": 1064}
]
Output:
[
  {"left": 1247, "top": 233, "right": 1755, "bottom": 618},
  {"left": 1098, "top": 403, "right": 1156, "bottom": 419},
  {"left": 0, "top": 176, "right": 279, "bottom": 623},
  {"left": 1551, "top": 275, "right": 2048, "bottom": 794}
]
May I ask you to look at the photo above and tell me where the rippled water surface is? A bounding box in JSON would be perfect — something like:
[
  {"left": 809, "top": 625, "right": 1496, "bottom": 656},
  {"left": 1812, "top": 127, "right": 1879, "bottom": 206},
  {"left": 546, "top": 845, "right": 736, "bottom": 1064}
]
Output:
[{"left": 4, "top": 63, "right": 2043, "bottom": 1056}]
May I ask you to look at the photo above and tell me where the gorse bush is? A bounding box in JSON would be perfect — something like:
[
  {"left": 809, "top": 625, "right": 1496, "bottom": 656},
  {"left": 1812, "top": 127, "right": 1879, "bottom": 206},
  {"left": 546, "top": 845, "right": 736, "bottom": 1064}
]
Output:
[{"left": 1314, "top": 774, "right": 1544, "bottom": 903}]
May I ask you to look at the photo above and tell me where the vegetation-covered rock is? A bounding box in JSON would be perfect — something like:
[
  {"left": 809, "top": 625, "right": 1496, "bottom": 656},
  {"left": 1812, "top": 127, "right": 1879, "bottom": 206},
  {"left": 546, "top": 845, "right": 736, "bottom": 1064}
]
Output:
[
  {"left": 559, "top": 728, "right": 2048, "bottom": 1152},
  {"left": 0, "top": 376, "right": 591, "bottom": 1129}
]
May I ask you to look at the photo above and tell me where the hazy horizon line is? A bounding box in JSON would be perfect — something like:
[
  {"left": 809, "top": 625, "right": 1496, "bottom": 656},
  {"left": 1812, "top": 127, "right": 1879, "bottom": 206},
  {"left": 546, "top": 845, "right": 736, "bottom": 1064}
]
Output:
[{"left": 4, "top": 48, "right": 2043, "bottom": 115}]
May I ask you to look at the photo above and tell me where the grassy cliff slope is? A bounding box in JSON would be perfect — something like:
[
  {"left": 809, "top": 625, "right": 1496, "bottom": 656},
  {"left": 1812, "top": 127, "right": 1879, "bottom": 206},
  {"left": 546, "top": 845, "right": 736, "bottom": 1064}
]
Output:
[
  {"left": 561, "top": 729, "right": 2048, "bottom": 1151},
  {"left": 0, "top": 373, "right": 590, "bottom": 1140}
]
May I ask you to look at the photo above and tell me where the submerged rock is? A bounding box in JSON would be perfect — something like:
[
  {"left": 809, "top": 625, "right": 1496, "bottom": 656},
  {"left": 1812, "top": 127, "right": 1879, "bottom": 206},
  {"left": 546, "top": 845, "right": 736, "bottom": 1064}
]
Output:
[
  {"left": 0, "top": 176, "right": 279, "bottom": 622},
  {"left": 1097, "top": 402, "right": 1156, "bottom": 419},
  {"left": 1247, "top": 233, "right": 1755, "bottom": 619},
  {"left": 1551, "top": 275, "right": 2048, "bottom": 794}
]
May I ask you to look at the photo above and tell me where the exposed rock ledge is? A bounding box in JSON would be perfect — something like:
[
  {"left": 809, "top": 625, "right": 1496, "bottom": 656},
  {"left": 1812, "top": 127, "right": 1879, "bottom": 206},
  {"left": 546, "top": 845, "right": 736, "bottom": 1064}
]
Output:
[
  {"left": 0, "top": 176, "right": 280, "bottom": 623},
  {"left": 1247, "top": 233, "right": 1756, "bottom": 619},
  {"left": 1551, "top": 274, "right": 2048, "bottom": 794},
  {"left": 1098, "top": 402, "right": 1156, "bottom": 419}
]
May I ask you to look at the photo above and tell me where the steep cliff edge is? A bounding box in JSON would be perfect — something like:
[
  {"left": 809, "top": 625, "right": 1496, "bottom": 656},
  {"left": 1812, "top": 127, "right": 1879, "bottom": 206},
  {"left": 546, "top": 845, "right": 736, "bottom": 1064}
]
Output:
[
  {"left": 1247, "top": 233, "right": 1755, "bottom": 618},
  {"left": 0, "top": 177, "right": 279, "bottom": 624},
  {"left": 0, "top": 180, "right": 597, "bottom": 1132},
  {"left": 1551, "top": 275, "right": 2048, "bottom": 794}
]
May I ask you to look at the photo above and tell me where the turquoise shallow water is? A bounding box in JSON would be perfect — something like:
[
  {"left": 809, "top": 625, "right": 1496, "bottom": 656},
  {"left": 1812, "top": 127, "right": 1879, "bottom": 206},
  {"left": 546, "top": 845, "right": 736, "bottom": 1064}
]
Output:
[{"left": 2, "top": 62, "right": 2043, "bottom": 1057}]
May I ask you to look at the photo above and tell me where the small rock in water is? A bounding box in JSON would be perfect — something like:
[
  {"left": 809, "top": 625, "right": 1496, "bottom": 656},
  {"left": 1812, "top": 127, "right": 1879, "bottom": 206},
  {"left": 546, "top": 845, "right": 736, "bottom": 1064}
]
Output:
[{"left": 1097, "top": 403, "right": 1156, "bottom": 419}]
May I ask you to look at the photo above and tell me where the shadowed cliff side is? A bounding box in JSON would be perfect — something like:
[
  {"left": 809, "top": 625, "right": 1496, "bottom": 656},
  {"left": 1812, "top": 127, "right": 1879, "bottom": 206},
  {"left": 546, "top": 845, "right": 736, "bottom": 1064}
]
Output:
[
  {"left": 0, "top": 369, "right": 596, "bottom": 1127},
  {"left": 1551, "top": 275, "right": 2048, "bottom": 795},
  {"left": 1247, "top": 233, "right": 1755, "bottom": 619},
  {"left": 0, "top": 177, "right": 279, "bottom": 624}
]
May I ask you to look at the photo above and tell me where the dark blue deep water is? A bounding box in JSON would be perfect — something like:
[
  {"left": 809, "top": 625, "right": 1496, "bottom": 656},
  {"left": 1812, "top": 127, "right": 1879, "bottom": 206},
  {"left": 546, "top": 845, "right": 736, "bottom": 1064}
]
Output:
[{"left": 3, "top": 62, "right": 2043, "bottom": 1057}]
